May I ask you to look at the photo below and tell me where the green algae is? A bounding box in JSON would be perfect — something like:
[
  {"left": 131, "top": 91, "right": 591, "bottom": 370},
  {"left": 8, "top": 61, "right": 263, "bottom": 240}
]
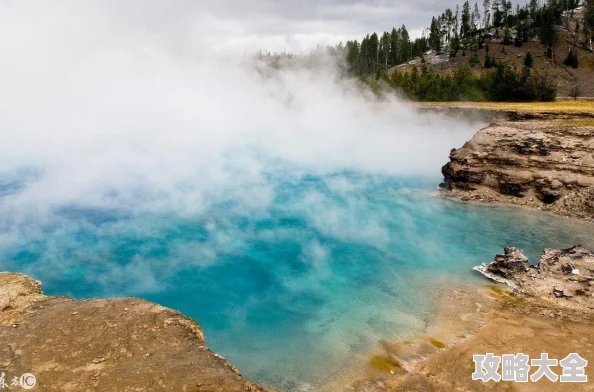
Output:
[
  {"left": 369, "top": 355, "right": 402, "bottom": 373},
  {"left": 429, "top": 338, "right": 446, "bottom": 349},
  {"left": 487, "top": 284, "right": 513, "bottom": 296}
]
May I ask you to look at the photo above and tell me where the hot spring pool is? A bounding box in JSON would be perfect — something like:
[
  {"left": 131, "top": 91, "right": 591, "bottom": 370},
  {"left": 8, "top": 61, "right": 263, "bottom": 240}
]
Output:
[{"left": 1, "top": 172, "right": 594, "bottom": 390}]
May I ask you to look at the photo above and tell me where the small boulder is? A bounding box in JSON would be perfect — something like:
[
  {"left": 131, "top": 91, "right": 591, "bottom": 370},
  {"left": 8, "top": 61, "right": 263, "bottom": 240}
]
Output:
[
  {"left": 563, "top": 288, "right": 575, "bottom": 298},
  {"left": 487, "top": 247, "right": 529, "bottom": 279}
]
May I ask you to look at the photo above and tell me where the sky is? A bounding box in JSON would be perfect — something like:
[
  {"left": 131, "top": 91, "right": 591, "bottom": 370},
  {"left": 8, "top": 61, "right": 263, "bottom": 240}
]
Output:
[
  {"left": 75, "top": 0, "right": 456, "bottom": 55},
  {"left": 94, "top": 0, "right": 534, "bottom": 55},
  {"left": 4, "top": 0, "right": 532, "bottom": 55}
]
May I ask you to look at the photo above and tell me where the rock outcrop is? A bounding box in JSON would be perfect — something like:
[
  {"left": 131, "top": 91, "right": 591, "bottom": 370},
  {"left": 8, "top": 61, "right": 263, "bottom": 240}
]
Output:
[
  {"left": 441, "top": 119, "right": 594, "bottom": 219},
  {"left": 0, "top": 272, "right": 271, "bottom": 392},
  {"left": 486, "top": 246, "right": 529, "bottom": 278},
  {"left": 474, "top": 246, "right": 594, "bottom": 311}
]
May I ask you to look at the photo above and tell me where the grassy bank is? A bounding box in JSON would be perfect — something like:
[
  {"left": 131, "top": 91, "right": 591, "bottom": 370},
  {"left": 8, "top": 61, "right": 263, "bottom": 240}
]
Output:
[{"left": 417, "top": 100, "right": 594, "bottom": 114}]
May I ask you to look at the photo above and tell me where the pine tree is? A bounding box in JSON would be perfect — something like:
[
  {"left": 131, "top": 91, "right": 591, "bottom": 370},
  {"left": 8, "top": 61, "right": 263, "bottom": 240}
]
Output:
[
  {"left": 484, "top": 44, "right": 494, "bottom": 67},
  {"left": 449, "top": 6, "right": 461, "bottom": 57},
  {"left": 346, "top": 40, "right": 360, "bottom": 74},
  {"left": 529, "top": 0, "right": 538, "bottom": 19},
  {"left": 524, "top": 51, "right": 533, "bottom": 67},
  {"left": 437, "top": 14, "right": 443, "bottom": 45},
  {"left": 430, "top": 17, "right": 442, "bottom": 52},
  {"left": 440, "top": 12, "right": 448, "bottom": 44},
  {"left": 503, "top": 0, "right": 512, "bottom": 27},
  {"left": 455, "top": 5, "right": 460, "bottom": 36},
  {"left": 359, "top": 36, "right": 369, "bottom": 74},
  {"left": 586, "top": 0, "right": 594, "bottom": 46},
  {"left": 381, "top": 31, "right": 390, "bottom": 69},
  {"left": 473, "top": 3, "right": 481, "bottom": 33},
  {"left": 378, "top": 32, "right": 388, "bottom": 73},
  {"left": 514, "top": 4, "right": 521, "bottom": 26},
  {"left": 492, "top": 0, "right": 499, "bottom": 27},
  {"left": 445, "top": 9, "right": 454, "bottom": 43},
  {"left": 529, "top": 0, "right": 538, "bottom": 36},
  {"left": 514, "top": 26, "right": 524, "bottom": 46},
  {"left": 503, "top": 27, "right": 512, "bottom": 45},
  {"left": 540, "top": 6, "right": 559, "bottom": 62},
  {"left": 563, "top": 49, "right": 579, "bottom": 68},
  {"left": 369, "top": 33, "right": 379, "bottom": 74},
  {"left": 469, "top": 53, "right": 481, "bottom": 66},
  {"left": 400, "top": 25, "right": 411, "bottom": 62},
  {"left": 389, "top": 28, "right": 399, "bottom": 66},
  {"left": 483, "top": 0, "right": 491, "bottom": 29},
  {"left": 461, "top": 1, "right": 472, "bottom": 38}
]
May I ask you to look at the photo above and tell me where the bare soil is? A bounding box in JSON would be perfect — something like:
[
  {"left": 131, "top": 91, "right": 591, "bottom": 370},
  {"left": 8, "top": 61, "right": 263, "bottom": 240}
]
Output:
[
  {"left": 0, "top": 272, "right": 271, "bottom": 392},
  {"left": 330, "top": 285, "right": 594, "bottom": 391}
]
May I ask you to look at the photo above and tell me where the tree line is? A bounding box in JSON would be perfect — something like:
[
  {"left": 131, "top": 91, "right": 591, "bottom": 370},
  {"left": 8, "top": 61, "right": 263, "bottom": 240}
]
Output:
[
  {"left": 253, "top": 0, "right": 594, "bottom": 101},
  {"left": 345, "top": 27, "right": 416, "bottom": 78},
  {"left": 345, "top": 0, "right": 594, "bottom": 76},
  {"left": 388, "top": 62, "right": 557, "bottom": 101}
]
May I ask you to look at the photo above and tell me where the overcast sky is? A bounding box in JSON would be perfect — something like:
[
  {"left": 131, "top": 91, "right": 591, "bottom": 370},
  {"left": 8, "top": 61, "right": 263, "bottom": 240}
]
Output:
[
  {"left": 85, "top": 0, "right": 462, "bottom": 55},
  {"left": 6, "top": 0, "right": 529, "bottom": 56}
]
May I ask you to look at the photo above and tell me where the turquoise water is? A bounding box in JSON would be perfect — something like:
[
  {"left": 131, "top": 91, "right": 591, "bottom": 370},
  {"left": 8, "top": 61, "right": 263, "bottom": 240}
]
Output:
[{"left": 1, "top": 170, "right": 594, "bottom": 391}]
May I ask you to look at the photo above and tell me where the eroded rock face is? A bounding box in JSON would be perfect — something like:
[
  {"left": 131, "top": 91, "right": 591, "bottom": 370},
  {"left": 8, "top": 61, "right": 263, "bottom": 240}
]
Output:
[
  {"left": 441, "top": 119, "right": 594, "bottom": 219},
  {"left": 488, "top": 247, "right": 529, "bottom": 278},
  {"left": 0, "top": 272, "right": 272, "bottom": 392},
  {"left": 474, "top": 246, "right": 594, "bottom": 311}
]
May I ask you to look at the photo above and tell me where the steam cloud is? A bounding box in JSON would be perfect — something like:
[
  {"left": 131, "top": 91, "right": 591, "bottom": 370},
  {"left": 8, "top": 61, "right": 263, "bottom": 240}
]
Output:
[{"left": 0, "top": 1, "right": 482, "bottom": 293}]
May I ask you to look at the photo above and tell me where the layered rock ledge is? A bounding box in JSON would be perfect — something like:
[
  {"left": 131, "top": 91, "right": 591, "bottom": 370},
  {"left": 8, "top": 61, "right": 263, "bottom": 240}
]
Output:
[
  {"left": 441, "top": 119, "right": 594, "bottom": 219},
  {"left": 0, "top": 272, "right": 271, "bottom": 392}
]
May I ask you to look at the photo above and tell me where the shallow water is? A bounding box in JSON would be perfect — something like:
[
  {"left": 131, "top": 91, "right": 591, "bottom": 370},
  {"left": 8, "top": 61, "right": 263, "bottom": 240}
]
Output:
[{"left": 1, "top": 171, "right": 594, "bottom": 391}]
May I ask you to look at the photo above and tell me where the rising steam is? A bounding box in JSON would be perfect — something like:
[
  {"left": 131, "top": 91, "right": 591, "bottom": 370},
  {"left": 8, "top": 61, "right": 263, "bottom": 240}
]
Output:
[{"left": 0, "top": 1, "right": 482, "bottom": 292}]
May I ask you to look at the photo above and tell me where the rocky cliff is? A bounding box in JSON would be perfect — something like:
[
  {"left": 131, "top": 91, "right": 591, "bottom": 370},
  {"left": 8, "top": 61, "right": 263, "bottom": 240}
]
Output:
[
  {"left": 0, "top": 272, "right": 271, "bottom": 392},
  {"left": 441, "top": 118, "right": 594, "bottom": 219}
]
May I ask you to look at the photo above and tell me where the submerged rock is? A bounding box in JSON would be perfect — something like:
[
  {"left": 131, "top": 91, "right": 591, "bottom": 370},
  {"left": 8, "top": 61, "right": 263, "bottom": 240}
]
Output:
[{"left": 0, "top": 272, "right": 272, "bottom": 392}]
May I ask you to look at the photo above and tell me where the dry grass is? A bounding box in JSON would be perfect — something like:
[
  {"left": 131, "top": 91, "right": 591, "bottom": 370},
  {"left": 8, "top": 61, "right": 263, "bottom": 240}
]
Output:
[
  {"left": 560, "top": 118, "right": 594, "bottom": 126},
  {"left": 418, "top": 100, "right": 594, "bottom": 114}
]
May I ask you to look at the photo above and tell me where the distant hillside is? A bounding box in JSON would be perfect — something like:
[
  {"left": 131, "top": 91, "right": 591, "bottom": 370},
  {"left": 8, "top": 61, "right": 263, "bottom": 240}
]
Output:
[
  {"left": 388, "top": 7, "right": 594, "bottom": 98},
  {"left": 253, "top": 0, "right": 594, "bottom": 101},
  {"left": 339, "top": 0, "right": 594, "bottom": 101}
]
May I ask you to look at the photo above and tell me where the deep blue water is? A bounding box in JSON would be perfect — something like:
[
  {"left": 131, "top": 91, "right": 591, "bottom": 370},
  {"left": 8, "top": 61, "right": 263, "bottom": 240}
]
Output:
[{"left": 1, "top": 172, "right": 594, "bottom": 391}]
